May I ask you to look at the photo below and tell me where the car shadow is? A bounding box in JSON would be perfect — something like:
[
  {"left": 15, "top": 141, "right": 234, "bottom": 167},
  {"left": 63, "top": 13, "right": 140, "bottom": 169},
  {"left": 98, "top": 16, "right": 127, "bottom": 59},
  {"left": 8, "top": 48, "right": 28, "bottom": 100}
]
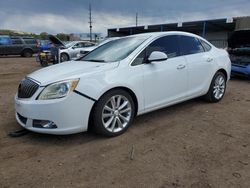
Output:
[
  {"left": 230, "top": 76, "right": 250, "bottom": 82},
  {"left": 0, "top": 55, "right": 36, "bottom": 58}
]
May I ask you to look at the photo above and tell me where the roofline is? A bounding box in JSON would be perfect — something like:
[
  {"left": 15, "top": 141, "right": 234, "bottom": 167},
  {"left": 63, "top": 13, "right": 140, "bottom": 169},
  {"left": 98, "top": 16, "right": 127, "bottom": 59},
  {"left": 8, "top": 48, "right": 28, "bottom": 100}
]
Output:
[{"left": 108, "top": 17, "right": 234, "bottom": 31}]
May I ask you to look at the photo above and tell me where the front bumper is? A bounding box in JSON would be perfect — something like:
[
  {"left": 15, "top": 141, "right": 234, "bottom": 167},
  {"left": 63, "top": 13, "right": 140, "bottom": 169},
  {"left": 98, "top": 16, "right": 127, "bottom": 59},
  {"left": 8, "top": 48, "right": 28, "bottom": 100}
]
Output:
[
  {"left": 15, "top": 91, "right": 95, "bottom": 135},
  {"left": 231, "top": 64, "right": 250, "bottom": 77}
]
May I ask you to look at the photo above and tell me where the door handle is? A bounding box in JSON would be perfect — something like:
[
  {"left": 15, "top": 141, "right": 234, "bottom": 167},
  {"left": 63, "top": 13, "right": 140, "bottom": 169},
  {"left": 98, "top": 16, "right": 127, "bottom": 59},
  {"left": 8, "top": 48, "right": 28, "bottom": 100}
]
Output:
[
  {"left": 177, "top": 64, "right": 186, "bottom": 70},
  {"left": 206, "top": 57, "right": 213, "bottom": 62}
]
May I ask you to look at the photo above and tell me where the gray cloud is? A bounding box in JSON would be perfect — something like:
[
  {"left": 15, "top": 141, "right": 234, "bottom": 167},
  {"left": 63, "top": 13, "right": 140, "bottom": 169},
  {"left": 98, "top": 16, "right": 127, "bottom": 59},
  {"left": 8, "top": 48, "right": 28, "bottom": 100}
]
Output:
[{"left": 0, "top": 0, "right": 249, "bottom": 36}]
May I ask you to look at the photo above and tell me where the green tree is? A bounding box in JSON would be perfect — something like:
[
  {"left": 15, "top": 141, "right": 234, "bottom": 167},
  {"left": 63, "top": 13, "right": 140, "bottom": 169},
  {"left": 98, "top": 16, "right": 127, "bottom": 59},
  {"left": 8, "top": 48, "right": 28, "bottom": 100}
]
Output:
[{"left": 39, "top": 32, "right": 48, "bottom": 40}]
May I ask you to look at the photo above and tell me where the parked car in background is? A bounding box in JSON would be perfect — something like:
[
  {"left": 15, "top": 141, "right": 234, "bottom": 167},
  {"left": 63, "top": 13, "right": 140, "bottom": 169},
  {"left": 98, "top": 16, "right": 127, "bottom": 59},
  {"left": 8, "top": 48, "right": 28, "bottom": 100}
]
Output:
[
  {"left": 37, "top": 35, "right": 96, "bottom": 66},
  {"left": 79, "top": 37, "right": 120, "bottom": 55},
  {"left": 49, "top": 35, "right": 96, "bottom": 61},
  {"left": 0, "top": 35, "right": 39, "bottom": 57},
  {"left": 60, "top": 40, "right": 96, "bottom": 61},
  {"left": 228, "top": 29, "right": 250, "bottom": 78},
  {"left": 15, "top": 32, "right": 231, "bottom": 137},
  {"left": 38, "top": 40, "right": 52, "bottom": 51}
]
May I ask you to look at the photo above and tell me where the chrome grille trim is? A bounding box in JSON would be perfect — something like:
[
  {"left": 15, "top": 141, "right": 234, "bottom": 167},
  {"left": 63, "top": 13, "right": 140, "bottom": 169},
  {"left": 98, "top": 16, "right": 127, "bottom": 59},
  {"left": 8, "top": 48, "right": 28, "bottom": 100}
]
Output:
[{"left": 18, "top": 78, "right": 40, "bottom": 98}]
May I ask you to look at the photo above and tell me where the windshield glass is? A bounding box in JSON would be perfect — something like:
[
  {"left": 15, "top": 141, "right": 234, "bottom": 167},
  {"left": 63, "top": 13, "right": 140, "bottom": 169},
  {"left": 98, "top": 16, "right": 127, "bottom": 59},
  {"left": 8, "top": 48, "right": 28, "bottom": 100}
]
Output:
[
  {"left": 96, "top": 38, "right": 117, "bottom": 46},
  {"left": 65, "top": 42, "right": 75, "bottom": 48},
  {"left": 80, "top": 36, "right": 149, "bottom": 62}
]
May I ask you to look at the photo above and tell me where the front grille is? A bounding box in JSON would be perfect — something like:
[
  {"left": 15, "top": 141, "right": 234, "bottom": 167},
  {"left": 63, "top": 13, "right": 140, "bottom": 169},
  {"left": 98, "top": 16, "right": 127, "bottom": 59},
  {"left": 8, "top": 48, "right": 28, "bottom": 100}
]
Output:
[{"left": 18, "top": 78, "right": 39, "bottom": 98}]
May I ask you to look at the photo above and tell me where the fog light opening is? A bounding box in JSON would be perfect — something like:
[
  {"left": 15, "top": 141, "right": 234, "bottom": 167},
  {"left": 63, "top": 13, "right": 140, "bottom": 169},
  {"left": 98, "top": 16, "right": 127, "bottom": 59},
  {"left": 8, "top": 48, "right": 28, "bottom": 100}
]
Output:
[{"left": 33, "top": 120, "right": 57, "bottom": 129}]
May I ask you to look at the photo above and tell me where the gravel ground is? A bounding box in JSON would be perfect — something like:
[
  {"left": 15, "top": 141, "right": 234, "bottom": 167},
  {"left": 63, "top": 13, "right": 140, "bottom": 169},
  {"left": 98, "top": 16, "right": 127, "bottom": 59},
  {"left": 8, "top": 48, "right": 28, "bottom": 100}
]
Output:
[{"left": 0, "top": 56, "right": 250, "bottom": 188}]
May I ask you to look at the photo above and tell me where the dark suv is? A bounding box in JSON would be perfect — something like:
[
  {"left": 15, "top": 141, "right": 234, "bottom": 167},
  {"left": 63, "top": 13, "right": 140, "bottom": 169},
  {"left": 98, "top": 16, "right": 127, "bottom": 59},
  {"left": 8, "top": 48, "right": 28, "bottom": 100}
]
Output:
[{"left": 0, "top": 36, "right": 39, "bottom": 57}]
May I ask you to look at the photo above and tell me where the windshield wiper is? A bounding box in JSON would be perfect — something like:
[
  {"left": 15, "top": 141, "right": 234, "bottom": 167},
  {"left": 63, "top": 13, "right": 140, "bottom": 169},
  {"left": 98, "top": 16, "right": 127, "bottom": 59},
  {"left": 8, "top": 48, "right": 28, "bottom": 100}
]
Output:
[{"left": 87, "top": 59, "right": 106, "bottom": 62}]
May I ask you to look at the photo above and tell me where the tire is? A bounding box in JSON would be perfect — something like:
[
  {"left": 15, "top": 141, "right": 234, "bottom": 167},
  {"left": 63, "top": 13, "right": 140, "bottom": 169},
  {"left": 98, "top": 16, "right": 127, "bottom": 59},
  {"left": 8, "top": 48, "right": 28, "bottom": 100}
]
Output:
[
  {"left": 22, "top": 49, "right": 33, "bottom": 57},
  {"left": 40, "top": 60, "right": 48, "bottom": 67},
  {"left": 92, "top": 89, "right": 135, "bottom": 137},
  {"left": 204, "top": 71, "right": 226, "bottom": 103},
  {"left": 60, "top": 53, "right": 69, "bottom": 62}
]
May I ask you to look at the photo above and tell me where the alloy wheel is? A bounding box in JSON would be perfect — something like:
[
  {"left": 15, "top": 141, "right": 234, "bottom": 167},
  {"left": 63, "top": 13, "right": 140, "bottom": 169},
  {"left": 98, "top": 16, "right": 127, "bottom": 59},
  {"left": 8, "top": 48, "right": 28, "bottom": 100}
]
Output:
[
  {"left": 213, "top": 75, "right": 225, "bottom": 100},
  {"left": 101, "top": 95, "right": 132, "bottom": 133}
]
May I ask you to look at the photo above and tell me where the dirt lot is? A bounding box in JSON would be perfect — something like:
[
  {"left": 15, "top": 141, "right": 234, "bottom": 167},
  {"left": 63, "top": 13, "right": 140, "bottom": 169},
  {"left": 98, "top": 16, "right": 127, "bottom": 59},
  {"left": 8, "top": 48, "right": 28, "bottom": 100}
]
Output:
[{"left": 0, "top": 57, "right": 249, "bottom": 188}]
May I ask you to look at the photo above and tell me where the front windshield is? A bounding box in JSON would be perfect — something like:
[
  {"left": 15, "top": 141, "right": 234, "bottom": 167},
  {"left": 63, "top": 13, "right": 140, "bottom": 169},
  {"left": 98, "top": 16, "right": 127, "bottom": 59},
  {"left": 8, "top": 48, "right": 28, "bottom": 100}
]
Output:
[
  {"left": 80, "top": 36, "right": 149, "bottom": 62},
  {"left": 65, "top": 42, "right": 75, "bottom": 48},
  {"left": 96, "top": 38, "right": 116, "bottom": 46}
]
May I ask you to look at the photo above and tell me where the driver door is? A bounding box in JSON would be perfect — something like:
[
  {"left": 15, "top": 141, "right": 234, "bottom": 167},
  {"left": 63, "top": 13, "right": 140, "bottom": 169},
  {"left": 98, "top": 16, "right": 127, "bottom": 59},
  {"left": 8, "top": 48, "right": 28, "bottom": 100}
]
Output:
[
  {"left": 70, "top": 42, "right": 82, "bottom": 59},
  {"left": 142, "top": 35, "right": 188, "bottom": 111}
]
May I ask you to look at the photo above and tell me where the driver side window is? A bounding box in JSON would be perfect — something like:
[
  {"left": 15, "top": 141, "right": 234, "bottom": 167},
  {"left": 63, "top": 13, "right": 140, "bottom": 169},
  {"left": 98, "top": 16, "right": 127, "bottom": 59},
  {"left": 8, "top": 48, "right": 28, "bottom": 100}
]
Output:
[
  {"left": 147, "top": 35, "right": 180, "bottom": 58},
  {"left": 74, "top": 43, "right": 81, "bottom": 48},
  {"left": 131, "top": 35, "right": 180, "bottom": 66}
]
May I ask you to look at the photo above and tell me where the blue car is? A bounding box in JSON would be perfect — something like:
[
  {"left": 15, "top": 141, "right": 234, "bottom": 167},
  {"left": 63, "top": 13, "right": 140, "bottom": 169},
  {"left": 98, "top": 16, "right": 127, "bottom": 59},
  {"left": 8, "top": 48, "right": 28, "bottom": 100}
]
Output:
[
  {"left": 38, "top": 40, "right": 52, "bottom": 51},
  {"left": 228, "top": 30, "right": 250, "bottom": 78}
]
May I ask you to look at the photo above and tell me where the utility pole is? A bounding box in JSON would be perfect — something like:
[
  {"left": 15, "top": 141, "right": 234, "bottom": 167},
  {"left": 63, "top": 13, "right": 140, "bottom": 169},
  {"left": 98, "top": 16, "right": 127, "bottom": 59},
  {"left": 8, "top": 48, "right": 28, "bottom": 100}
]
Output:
[
  {"left": 88, "top": 3, "right": 93, "bottom": 41},
  {"left": 136, "top": 12, "right": 138, "bottom": 27}
]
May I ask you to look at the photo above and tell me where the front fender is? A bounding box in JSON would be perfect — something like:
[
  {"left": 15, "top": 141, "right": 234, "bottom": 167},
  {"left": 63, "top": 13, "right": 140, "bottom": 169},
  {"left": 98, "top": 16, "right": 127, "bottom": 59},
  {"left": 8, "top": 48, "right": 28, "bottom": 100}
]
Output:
[{"left": 75, "top": 66, "right": 145, "bottom": 114}]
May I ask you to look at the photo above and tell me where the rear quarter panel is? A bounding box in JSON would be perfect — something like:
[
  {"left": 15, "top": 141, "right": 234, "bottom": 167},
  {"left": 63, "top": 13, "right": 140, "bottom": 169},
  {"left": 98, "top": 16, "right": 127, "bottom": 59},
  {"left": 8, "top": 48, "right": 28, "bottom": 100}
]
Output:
[{"left": 214, "top": 48, "right": 231, "bottom": 81}]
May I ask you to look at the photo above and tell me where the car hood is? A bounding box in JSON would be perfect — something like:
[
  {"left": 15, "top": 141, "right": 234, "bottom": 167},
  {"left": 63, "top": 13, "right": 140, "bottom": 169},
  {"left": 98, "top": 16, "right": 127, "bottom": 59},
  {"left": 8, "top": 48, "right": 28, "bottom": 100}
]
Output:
[
  {"left": 28, "top": 61, "right": 119, "bottom": 86},
  {"left": 48, "top": 35, "right": 65, "bottom": 47}
]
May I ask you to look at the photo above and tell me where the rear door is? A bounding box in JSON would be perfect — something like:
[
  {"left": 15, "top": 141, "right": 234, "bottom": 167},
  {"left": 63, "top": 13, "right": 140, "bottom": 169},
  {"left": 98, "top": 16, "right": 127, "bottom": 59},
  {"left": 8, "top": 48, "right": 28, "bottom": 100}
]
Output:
[
  {"left": 179, "top": 36, "right": 214, "bottom": 97},
  {"left": 23, "top": 38, "right": 39, "bottom": 53},
  {"left": 10, "top": 38, "right": 24, "bottom": 55}
]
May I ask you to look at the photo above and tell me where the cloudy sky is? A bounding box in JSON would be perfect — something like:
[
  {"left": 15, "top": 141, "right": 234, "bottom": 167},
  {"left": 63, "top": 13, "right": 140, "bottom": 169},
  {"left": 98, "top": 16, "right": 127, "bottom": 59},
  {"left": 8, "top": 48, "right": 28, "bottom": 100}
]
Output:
[{"left": 1, "top": 0, "right": 250, "bottom": 36}]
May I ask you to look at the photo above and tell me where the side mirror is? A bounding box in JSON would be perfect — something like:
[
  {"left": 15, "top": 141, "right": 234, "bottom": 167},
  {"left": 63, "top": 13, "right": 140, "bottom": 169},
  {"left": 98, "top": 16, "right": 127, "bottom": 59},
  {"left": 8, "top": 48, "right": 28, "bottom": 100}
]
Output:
[{"left": 147, "top": 51, "right": 168, "bottom": 63}]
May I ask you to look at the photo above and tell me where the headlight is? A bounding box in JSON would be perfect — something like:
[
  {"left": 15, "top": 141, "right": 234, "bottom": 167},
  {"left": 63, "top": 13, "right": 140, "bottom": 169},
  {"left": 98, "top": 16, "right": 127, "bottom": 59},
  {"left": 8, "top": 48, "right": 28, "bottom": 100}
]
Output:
[{"left": 37, "top": 79, "right": 79, "bottom": 100}]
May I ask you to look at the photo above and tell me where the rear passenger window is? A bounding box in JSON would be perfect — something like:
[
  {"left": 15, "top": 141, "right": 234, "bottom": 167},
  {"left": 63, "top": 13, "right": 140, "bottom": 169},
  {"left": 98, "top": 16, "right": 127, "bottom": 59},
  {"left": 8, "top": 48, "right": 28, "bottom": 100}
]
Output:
[
  {"left": 11, "top": 38, "right": 23, "bottom": 45},
  {"left": 0, "top": 37, "right": 11, "bottom": 45},
  {"left": 200, "top": 39, "right": 211, "bottom": 51},
  {"left": 83, "top": 43, "right": 95, "bottom": 47},
  {"left": 24, "top": 39, "right": 37, "bottom": 44},
  {"left": 179, "top": 36, "right": 204, "bottom": 55},
  {"left": 147, "top": 35, "right": 180, "bottom": 58}
]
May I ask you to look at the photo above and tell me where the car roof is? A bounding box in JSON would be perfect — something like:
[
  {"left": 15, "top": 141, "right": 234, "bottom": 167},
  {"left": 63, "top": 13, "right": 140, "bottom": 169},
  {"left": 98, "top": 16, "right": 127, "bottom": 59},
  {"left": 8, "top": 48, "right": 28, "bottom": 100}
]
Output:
[
  {"left": 71, "top": 41, "right": 95, "bottom": 44},
  {"left": 125, "top": 31, "right": 203, "bottom": 39}
]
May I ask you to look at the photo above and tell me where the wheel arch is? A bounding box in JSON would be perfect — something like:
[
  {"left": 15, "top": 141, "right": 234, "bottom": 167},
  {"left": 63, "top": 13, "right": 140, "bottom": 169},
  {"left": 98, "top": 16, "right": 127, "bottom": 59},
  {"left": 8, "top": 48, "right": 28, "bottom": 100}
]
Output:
[
  {"left": 217, "top": 68, "right": 228, "bottom": 81},
  {"left": 21, "top": 48, "right": 33, "bottom": 54},
  {"left": 60, "top": 52, "right": 70, "bottom": 60},
  {"left": 88, "top": 86, "right": 139, "bottom": 130}
]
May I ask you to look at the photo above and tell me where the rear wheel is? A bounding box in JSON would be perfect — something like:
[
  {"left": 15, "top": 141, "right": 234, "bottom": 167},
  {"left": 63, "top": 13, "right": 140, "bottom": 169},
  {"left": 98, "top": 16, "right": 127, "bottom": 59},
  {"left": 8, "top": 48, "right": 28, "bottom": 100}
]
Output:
[
  {"left": 92, "top": 89, "right": 135, "bottom": 137},
  {"left": 22, "top": 49, "right": 33, "bottom": 57},
  {"left": 204, "top": 71, "right": 226, "bottom": 102}
]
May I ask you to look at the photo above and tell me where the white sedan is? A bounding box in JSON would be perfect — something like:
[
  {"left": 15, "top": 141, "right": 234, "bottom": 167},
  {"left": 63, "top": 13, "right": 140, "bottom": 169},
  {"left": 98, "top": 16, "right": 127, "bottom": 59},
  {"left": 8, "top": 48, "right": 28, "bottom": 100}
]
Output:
[{"left": 15, "top": 32, "right": 231, "bottom": 136}]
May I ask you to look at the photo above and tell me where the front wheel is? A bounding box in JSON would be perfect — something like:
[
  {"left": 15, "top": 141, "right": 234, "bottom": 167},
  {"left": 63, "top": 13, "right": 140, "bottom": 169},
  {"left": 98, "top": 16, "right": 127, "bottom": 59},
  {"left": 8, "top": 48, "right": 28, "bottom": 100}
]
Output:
[
  {"left": 204, "top": 71, "right": 226, "bottom": 102},
  {"left": 92, "top": 89, "right": 135, "bottom": 137},
  {"left": 60, "top": 53, "right": 69, "bottom": 62}
]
